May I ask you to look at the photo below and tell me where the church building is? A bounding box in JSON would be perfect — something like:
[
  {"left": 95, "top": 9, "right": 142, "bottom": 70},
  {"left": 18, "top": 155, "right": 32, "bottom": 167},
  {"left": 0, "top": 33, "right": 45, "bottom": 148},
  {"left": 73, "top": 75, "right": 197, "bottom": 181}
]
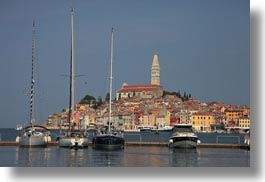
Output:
[{"left": 116, "top": 51, "right": 163, "bottom": 100}]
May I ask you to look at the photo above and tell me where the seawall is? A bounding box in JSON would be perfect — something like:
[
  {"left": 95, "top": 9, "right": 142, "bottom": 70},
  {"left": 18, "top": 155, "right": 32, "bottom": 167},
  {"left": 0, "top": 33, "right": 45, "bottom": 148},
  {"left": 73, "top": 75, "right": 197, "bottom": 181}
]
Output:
[{"left": 0, "top": 141, "right": 249, "bottom": 149}]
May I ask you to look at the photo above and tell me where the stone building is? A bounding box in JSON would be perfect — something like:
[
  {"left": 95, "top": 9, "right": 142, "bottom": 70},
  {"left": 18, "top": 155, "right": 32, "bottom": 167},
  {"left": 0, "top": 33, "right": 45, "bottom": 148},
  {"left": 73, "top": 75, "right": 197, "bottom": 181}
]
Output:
[{"left": 116, "top": 52, "right": 163, "bottom": 100}]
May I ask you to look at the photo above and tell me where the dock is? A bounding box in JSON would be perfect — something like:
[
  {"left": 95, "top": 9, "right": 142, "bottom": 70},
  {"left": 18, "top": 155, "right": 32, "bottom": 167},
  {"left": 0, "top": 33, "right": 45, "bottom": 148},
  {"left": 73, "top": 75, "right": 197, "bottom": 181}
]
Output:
[{"left": 0, "top": 141, "right": 249, "bottom": 149}]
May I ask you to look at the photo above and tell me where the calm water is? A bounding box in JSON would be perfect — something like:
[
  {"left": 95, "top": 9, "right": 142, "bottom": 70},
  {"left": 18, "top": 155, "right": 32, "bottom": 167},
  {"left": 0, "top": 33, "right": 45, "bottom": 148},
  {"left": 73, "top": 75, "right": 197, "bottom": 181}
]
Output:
[{"left": 0, "top": 146, "right": 250, "bottom": 167}]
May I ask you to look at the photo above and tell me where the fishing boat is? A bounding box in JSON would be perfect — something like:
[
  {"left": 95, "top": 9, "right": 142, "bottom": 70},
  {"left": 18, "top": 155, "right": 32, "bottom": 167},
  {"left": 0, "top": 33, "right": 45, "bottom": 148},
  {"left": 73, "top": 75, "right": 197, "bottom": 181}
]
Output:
[
  {"left": 92, "top": 28, "right": 125, "bottom": 150},
  {"left": 168, "top": 124, "right": 200, "bottom": 149},
  {"left": 16, "top": 22, "right": 50, "bottom": 147},
  {"left": 57, "top": 8, "right": 89, "bottom": 149}
]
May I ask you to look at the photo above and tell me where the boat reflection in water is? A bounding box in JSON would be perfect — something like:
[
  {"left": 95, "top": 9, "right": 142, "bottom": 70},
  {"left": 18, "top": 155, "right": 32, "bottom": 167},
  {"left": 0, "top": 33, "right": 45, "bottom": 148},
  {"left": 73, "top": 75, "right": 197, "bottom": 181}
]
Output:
[
  {"left": 15, "top": 147, "right": 51, "bottom": 167},
  {"left": 169, "top": 148, "right": 198, "bottom": 167}
]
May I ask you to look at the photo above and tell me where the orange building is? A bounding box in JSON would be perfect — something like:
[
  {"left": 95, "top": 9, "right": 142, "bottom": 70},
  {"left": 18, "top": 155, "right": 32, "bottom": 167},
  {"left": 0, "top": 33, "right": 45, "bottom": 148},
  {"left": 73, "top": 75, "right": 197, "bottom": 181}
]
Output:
[{"left": 225, "top": 109, "right": 243, "bottom": 121}]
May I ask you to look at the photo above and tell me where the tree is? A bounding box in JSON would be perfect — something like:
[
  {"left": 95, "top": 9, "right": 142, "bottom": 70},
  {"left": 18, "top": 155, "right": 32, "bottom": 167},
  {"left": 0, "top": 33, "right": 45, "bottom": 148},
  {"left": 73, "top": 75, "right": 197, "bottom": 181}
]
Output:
[
  {"left": 79, "top": 94, "right": 96, "bottom": 105},
  {"left": 105, "top": 92, "right": 110, "bottom": 102},
  {"left": 98, "top": 96, "right": 103, "bottom": 106}
]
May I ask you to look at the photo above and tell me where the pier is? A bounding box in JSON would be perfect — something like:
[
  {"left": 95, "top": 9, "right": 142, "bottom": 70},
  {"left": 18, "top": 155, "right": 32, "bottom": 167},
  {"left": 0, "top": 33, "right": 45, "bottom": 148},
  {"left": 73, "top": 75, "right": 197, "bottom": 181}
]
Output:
[{"left": 0, "top": 141, "right": 249, "bottom": 149}]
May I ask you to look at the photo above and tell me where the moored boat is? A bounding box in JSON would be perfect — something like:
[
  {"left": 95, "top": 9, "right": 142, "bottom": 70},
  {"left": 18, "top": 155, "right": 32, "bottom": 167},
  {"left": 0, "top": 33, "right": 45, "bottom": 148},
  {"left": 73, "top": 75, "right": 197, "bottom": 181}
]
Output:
[
  {"left": 57, "top": 8, "right": 89, "bottom": 149},
  {"left": 18, "top": 125, "right": 50, "bottom": 147},
  {"left": 93, "top": 28, "right": 125, "bottom": 150},
  {"left": 151, "top": 125, "right": 174, "bottom": 133},
  {"left": 16, "top": 22, "right": 51, "bottom": 147},
  {"left": 168, "top": 124, "right": 200, "bottom": 149},
  {"left": 138, "top": 126, "right": 154, "bottom": 132}
]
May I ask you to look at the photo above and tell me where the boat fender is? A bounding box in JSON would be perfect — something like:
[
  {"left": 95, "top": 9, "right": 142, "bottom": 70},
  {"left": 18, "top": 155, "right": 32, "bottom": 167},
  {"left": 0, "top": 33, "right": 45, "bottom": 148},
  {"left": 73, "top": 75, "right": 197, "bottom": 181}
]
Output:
[{"left": 169, "top": 139, "right": 173, "bottom": 143}]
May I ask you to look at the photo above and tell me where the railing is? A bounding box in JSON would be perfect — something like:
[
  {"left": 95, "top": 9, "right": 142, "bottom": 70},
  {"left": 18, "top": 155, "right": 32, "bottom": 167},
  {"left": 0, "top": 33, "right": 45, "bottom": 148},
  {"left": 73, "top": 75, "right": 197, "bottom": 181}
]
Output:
[
  {"left": 124, "top": 133, "right": 142, "bottom": 142},
  {"left": 216, "top": 135, "right": 240, "bottom": 144}
]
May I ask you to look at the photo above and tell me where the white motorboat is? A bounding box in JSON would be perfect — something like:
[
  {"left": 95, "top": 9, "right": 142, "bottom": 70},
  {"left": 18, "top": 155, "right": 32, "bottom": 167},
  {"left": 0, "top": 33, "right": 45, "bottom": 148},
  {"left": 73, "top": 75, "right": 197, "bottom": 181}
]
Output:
[{"left": 168, "top": 124, "right": 200, "bottom": 149}]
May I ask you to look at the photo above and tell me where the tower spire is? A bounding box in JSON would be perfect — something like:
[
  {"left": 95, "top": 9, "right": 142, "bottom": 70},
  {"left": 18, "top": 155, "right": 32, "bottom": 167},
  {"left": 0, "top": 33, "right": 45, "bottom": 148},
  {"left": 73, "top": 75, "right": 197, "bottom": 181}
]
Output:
[{"left": 151, "top": 50, "right": 160, "bottom": 85}]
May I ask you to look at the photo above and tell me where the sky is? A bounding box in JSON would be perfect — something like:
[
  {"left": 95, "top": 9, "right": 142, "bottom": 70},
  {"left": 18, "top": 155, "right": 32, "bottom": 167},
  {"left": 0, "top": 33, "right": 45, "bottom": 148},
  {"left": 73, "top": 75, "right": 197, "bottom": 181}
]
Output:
[{"left": 0, "top": 0, "right": 249, "bottom": 127}]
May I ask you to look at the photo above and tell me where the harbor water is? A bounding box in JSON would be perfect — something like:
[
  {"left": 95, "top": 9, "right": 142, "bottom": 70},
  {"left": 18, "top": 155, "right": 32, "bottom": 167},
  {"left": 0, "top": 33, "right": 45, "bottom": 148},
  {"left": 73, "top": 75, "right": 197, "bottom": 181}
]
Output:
[
  {"left": 0, "top": 128, "right": 250, "bottom": 167},
  {"left": 0, "top": 146, "right": 249, "bottom": 167}
]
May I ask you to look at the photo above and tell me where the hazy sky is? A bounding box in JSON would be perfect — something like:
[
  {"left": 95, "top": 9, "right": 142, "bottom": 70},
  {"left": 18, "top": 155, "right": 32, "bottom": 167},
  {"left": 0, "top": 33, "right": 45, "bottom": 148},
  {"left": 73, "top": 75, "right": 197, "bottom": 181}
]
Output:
[{"left": 0, "top": 0, "right": 249, "bottom": 127}]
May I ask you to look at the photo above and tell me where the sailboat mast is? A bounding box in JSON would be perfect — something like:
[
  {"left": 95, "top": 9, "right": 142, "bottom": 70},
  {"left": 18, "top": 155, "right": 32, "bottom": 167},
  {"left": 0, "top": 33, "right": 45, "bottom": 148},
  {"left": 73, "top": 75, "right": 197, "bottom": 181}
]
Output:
[
  {"left": 108, "top": 28, "right": 114, "bottom": 133},
  {"left": 30, "top": 21, "right": 36, "bottom": 127},
  {"left": 69, "top": 8, "right": 75, "bottom": 129}
]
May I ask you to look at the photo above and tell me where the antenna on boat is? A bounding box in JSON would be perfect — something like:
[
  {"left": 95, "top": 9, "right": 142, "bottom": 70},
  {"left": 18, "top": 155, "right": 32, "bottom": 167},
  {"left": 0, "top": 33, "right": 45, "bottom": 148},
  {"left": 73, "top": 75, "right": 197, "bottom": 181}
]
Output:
[
  {"left": 30, "top": 20, "right": 36, "bottom": 128},
  {"left": 108, "top": 27, "right": 114, "bottom": 134}
]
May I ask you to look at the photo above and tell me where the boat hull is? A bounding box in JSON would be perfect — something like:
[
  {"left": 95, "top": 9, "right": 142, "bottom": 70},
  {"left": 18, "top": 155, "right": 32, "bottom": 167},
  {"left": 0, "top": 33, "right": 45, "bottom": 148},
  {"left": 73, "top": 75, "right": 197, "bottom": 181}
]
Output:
[
  {"left": 93, "top": 135, "right": 125, "bottom": 150},
  {"left": 59, "top": 137, "right": 89, "bottom": 148},
  {"left": 168, "top": 136, "right": 198, "bottom": 149},
  {"left": 19, "top": 134, "right": 47, "bottom": 147}
]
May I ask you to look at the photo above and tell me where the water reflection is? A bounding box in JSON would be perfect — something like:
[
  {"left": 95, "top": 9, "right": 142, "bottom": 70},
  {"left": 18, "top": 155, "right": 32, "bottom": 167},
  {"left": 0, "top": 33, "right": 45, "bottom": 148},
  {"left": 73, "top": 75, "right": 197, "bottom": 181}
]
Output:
[
  {"left": 16, "top": 147, "right": 51, "bottom": 167},
  {"left": 10, "top": 146, "right": 249, "bottom": 167},
  {"left": 169, "top": 148, "right": 198, "bottom": 167},
  {"left": 55, "top": 147, "right": 90, "bottom": 167},
  {"left": 92, "top": 148, "right": 125, "bottom": 167}
]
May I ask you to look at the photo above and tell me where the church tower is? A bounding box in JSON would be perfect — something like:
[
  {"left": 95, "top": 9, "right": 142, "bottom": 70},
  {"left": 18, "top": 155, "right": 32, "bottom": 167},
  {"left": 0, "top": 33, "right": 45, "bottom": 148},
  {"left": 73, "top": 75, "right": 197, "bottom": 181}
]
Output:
[{"left": 151, "top": 51, "right": 160, "bottom": 85}]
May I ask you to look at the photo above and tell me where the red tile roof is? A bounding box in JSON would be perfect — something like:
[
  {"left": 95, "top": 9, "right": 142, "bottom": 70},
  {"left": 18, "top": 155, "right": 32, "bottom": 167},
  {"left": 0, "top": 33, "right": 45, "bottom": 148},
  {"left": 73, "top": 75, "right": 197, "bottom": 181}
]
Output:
[{"left": 117, "top": 84, "right": 163, "bottom": 93}]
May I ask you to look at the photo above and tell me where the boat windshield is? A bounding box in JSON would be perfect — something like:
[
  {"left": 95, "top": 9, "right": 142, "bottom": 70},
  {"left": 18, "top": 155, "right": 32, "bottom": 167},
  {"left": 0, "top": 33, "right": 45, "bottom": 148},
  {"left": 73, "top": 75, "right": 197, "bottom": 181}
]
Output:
[{"left": 176, "top": 127, "right": 193, "bottom": 133}]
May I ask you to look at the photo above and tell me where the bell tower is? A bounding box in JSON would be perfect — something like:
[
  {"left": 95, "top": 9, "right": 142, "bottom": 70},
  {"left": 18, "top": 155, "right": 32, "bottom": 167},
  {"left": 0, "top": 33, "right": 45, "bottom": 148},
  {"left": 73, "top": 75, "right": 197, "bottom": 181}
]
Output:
[{"left": 151, "top": 51, "right": 160, "bottom": 85}]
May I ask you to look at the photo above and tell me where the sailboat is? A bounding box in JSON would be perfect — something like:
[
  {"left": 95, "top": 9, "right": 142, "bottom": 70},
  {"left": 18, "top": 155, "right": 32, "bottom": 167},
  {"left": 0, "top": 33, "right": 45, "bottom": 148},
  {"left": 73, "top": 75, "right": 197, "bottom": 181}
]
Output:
[
  {"left": 16, "top": 21, "right": 50, "bottom": 147},
  {"left": 57, "top": 8, "right": 89, "bottom": 149},
  {"left": 92, "top": 28, "right": 125, "bottom": 150}
]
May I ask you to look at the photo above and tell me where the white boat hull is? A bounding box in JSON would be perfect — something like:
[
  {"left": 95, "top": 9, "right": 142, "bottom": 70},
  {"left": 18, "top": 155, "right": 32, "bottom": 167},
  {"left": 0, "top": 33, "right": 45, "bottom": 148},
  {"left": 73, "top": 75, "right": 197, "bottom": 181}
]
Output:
[
  {"left": 19, "top": 134, "right": 48, "bottom": 147},
  {"left": 168, "top": 139, "right": 197, "bottom": 149},
  {"left": 59, "top": 137, "right": 89, "bottom": 148}
]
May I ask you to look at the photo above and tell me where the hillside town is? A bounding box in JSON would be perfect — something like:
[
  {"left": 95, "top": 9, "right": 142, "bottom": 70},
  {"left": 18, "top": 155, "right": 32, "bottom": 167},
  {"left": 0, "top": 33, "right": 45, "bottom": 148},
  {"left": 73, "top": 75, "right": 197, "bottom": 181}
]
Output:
[{"left": 44, "top": 52, "right": 250, "bottom": 133}]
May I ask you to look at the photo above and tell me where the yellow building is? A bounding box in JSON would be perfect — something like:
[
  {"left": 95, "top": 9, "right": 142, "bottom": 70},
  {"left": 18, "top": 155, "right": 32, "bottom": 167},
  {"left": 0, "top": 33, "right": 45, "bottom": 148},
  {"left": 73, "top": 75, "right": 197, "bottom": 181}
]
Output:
[
  {"left": 191, "top": 112, "right": 215, "bottom": 132},
  {"left": 165, "top": 110, "right": 171, "bottom": 126},
  {"left": 238, "top": 117, "right": 250, "bottom": 129}
]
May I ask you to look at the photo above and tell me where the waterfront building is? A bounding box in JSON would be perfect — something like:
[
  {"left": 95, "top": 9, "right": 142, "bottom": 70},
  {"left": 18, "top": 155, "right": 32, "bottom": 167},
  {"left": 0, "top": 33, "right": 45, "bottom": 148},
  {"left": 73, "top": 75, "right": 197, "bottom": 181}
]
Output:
[
  {"left": 225, "top": 109, "right": 244, "bottom": 122},
  {"left": 139, "top": 111, "right": 156, "bottom": 127},
  {"left": 238, "top": 117, "right": 250, "bottom": 129},
  {"left": 179, "top": 109, "right": 197, "bottom": 124},
  {"left": 191, "top": 112, "right": 215, "bottom": 132}
]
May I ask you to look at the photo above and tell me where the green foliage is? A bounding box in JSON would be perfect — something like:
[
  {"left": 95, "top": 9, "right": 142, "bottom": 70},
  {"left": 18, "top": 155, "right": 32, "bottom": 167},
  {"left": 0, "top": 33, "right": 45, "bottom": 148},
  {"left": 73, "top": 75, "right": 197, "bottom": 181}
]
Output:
[
  {"left": 79, "top": 94, "right": 105, "bottom": 109},
  {"left": 163, "top": 90, "right": 191, "bottom": 101},
  {"left": 105, "top": 93, "right": 110, "bottom": 102},
  {"left": 79, "top": 94, "right": 96, "bottom": 105}
]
